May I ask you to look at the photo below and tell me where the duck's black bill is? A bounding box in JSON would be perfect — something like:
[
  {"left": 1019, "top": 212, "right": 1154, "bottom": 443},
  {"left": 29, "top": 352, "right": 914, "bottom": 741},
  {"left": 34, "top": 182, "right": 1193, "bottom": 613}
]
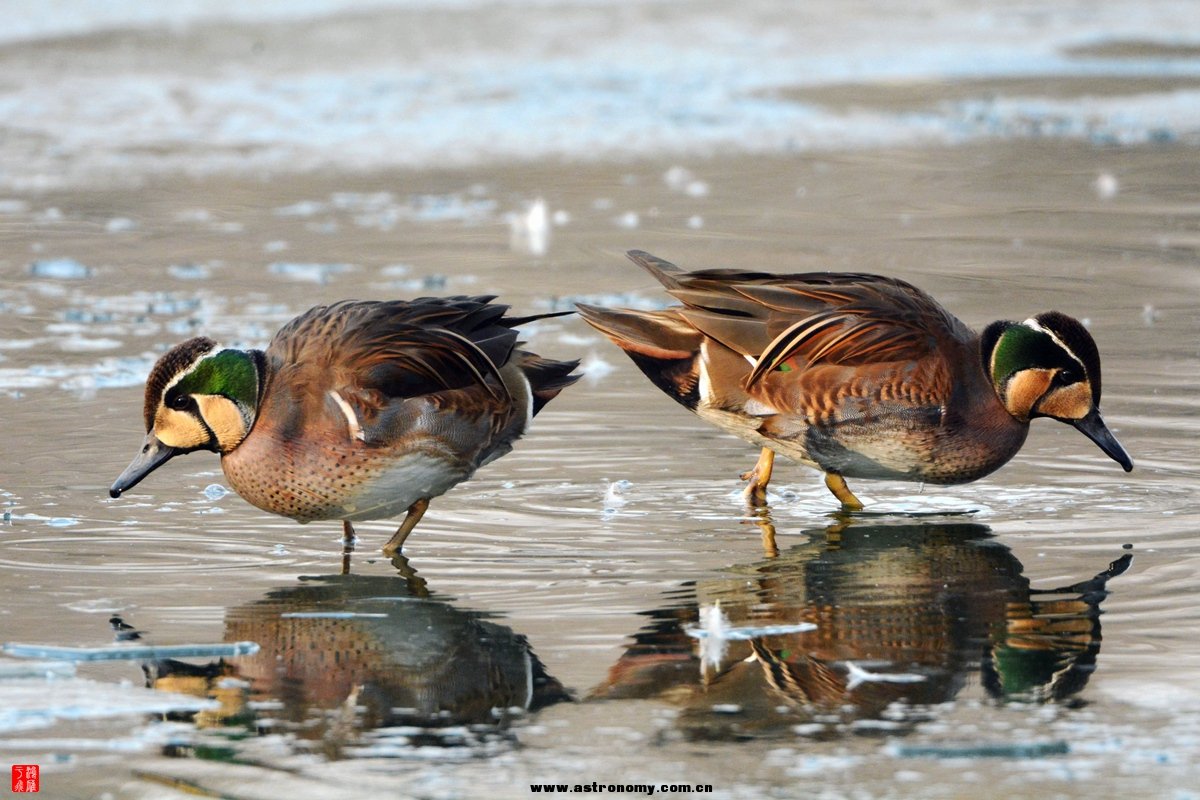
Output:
[
  {"left": 1072, "top": 410, "right": 1133, "bottom": 472},
  {"left": 109, "top": 436, "right": 179, "bottom": 498}
]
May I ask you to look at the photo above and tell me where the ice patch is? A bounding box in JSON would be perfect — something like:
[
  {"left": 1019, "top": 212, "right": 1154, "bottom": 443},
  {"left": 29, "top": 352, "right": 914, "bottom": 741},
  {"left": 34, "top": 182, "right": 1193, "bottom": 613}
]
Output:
[
  {"left": 62, "top": 599, "right": 123, "bottom": 614},
  {"left": 105, "top": 217, "right": 137, "bottom": 233},
  {"left": 202, "top": 484, "right": 229, "bottom": 501},
  {"left": 58, "top": 336, "right": 122, "bottom": 353},
  {"left": 28, "top": 259, "right": 92, "bottom": 280},
  {"left": 579, "top": 352, "right": 617, "bottom": 381},
  {"left": 167, "top": 263, "right": 212, "bottom": 280},
  {"left": 890, "top": 741, "right": 1070, "bottom": 759},
  {"left": 275, "top": 200, "right": 327, "bottom": 217},
  {"left": 279, "top": 191, "right": 498, "bottom": 230},
  {"left": 0, "top": 677, "right": 215, "bottom": 733},
  {"left": 279, "top": 618, "right": 388, "bottom": 623},
  {"left": 603, "top": 479, "right": 631, "bottom": 510},
  {"left": 268, "top": 262, "right": 354, "bottom": 284},
  {"left": 0, "top": 661, "right": 75, "bottom": 680},
  {"left": 0, "top": 354, "right": 161, "bottom": 394},
  {"left": 3, "top": 641, "right": 260, "bottom": 662}
]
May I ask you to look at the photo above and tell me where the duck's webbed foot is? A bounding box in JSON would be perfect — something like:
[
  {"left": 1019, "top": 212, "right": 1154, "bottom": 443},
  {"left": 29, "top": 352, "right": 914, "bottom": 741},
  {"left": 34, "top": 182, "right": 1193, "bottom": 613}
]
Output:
[
  {"left": 740, "top": 448, "right": 776, "bottom": 507},
  {"left": 823, "top": 472, "right": 864, "bottom": 511}
]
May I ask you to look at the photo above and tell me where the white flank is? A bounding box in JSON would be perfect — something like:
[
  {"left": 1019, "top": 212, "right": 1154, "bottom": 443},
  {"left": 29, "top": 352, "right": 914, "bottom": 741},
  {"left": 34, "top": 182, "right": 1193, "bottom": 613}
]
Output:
[{"left": 742, "top": 398, "right": 778, "bottom": 416}]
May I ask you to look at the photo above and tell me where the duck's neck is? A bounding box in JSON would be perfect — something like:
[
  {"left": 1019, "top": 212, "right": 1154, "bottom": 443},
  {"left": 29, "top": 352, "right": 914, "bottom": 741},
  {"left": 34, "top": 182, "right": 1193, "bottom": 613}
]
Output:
[{"left": 201, "top": 348, "right": 268, "bottom": 453}]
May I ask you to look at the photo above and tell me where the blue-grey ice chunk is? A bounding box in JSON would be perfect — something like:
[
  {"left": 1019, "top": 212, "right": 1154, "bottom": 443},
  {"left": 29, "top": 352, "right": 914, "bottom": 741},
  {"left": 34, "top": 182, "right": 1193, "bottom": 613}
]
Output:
[
  {"left": 277, "top": 618, "right": 386, "bottom": 623},
  {"left": 61, "top": 309, "right": 116, "bottom": 324},
  {"left": 202, "top": 484, "right": 229, "bottom": 501},
  {"left": 3, "top": 641, "right": 260, "bottom": 662},
  {"left": 891, "top": 741, "right": 1069, "bottom": 759},
  {"left": 28, "top": 259, "right": 92, "bottom": 280}
]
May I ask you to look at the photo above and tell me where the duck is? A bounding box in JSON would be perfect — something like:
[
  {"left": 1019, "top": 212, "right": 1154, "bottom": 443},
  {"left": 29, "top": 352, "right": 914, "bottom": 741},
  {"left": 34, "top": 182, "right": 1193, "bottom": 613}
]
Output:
[
  {"left": 576, "top": 250, "right": 1132, "bottom": 508},
  {"left": 110, "top": 296, "right": 579, "bottom": 554}
]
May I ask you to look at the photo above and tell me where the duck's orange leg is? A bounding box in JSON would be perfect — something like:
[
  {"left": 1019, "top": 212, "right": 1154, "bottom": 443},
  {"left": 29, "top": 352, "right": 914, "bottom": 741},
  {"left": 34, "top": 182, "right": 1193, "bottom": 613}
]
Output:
[
  {"left": 740, "top": 447, "right": 775, "bottom": 506},
  {"left": 823, "top": 472, "right": 863, "bottom": 511},
  {"left": 341, "top": 520, "right": 357, "bottom": 575},
  {"left": 382, "top": 498, "right": 430, "bottom": 555}
]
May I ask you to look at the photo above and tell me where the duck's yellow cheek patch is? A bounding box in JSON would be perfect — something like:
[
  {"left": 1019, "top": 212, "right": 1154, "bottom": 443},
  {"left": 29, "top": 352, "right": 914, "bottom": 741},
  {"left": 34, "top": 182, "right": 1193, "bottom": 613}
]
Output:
[
  {"left": 1003, "top": 369, "right": 1054, "bottom": 421},
  {"left": 153, "top": 406, "right": 210, "bottom": 449},
  {"left": 196, "top": 394, "right": 249, "bottom": 452},
  {"left": 1035, "top": 381, "right": 1093, "bottom": 421}
]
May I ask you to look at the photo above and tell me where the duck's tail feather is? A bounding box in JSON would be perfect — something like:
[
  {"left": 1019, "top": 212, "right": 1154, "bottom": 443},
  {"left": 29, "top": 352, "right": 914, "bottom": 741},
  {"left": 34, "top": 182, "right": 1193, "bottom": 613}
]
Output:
[
  {"left": 517, "top": 353, "right": 582, "bottom": 416},
  {"left": 575, "top": 303, "right": 702, "bottom": 409}
]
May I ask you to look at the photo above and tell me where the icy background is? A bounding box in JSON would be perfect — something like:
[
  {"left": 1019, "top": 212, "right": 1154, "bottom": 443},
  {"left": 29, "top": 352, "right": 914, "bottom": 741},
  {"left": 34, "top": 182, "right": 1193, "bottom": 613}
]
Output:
[{"left": 1, "top": 0, "right": 1199, "bottom": 188}]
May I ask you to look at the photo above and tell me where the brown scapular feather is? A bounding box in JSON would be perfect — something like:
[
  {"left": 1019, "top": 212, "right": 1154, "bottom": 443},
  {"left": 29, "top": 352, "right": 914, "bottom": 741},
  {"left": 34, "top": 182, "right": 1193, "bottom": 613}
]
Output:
[
  {"left": 269, "top": 297, "right": 567, "bottom": 403},
  {"left": 618, "top": 251, "right": 970, "bottom": 389}
]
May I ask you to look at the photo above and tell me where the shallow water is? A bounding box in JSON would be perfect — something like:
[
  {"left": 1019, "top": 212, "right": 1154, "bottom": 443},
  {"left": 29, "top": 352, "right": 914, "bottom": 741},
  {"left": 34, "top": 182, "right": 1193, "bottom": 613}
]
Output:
[
  {"left": 2, "top": 1, "right": 1200, "bottom": 797},
  {"left": 0, "top": 141, "right": 1198, "bottom": 797}
]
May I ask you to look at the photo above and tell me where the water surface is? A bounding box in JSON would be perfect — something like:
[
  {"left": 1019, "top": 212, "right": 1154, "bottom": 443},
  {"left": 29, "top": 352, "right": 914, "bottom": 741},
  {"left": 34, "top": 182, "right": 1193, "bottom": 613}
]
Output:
[
  {"left": 1, "top": 142, "right": 1198, "bottom": 797},
  {"left": 0, "top": 1, "right": 1199, "bottom": 796}
]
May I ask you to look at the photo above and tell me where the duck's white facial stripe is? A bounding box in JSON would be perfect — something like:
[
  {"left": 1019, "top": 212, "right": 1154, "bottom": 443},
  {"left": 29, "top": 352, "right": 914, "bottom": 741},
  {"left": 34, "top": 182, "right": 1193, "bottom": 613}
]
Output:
[
  {"left": 159, "top": 345, "right": 223, "bottom": 402},
  {"left": 328, "top": 390, "right": 365, "bottom": 441},
  {"left": 1021, "top": 317, "right": 1086, "bottom": 372}
]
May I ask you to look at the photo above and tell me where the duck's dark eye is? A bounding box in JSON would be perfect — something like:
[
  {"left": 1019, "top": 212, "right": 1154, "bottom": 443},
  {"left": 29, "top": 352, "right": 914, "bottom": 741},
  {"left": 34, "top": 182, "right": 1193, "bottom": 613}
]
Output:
[
  {"left": 1055, "top": 369, "right": 1078, "bottom": 386},
  {"left": 168, "top": 394, "right": 190, "bottom": 410}
]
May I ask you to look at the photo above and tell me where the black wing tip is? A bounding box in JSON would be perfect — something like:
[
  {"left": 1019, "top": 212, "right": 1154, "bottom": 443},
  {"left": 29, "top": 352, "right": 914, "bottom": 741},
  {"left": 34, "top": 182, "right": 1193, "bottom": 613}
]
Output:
[
  {"left": 523, "top": 355, "right": 584, "bottom": 416},
  {"left": 505, "top": 309, "right": 576, "bottom": 328}
]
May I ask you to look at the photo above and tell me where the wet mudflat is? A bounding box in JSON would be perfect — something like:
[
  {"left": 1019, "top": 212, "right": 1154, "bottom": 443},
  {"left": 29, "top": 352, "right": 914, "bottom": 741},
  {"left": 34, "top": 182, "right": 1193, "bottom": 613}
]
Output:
[{"left": 0, "top": 139, "right": 1198, "bottom": 798}]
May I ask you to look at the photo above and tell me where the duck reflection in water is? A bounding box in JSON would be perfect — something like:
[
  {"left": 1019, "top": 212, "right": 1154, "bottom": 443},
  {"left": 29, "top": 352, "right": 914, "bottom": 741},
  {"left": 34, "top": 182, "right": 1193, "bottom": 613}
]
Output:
[
  {"left": 129, "top": 560, "right": 570, "bottom": 758},
  {"left": 591, "top": 518, "right": 1130, "bottom": 740}
]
